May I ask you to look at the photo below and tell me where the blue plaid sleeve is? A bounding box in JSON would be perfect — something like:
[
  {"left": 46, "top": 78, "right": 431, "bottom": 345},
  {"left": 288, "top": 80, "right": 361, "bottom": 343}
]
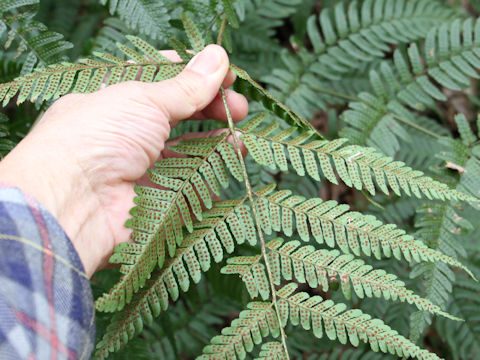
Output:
[{"left": 0, "top": 185, "right": 95, "bottom": 359}]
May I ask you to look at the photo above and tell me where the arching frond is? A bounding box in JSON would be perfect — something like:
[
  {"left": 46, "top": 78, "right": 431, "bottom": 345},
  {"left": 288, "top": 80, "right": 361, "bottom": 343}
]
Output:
[
  {"left": 409, "top": 203, "right": 469, "bottom": 341},
  {"left": 99, "top": 0, "right": 173, "bottom": 40},
  {"left": 95, "top": 199, "right": 255, "bottom": 358},
  {"left": 276, "top": 283, "right": 442, "bottom": 360},
  {"left": 0, "top": 0, "right": 72, "bottom": 73},
  {"left": 341, "top": 18, "right": 480, "bottom": 155},
  {"left": 96, "top": 135, "right": 243, "bottom": 313},
  {"left": 0, "top": 36, "right": 185, "bottom": 105},
  {"left": 238, "top": 115, "right": 477, "bottom": 202},
  {"left": 263, "top": 0, "right": 455, "bottom": 117},
  {"left": 437, "top": 277, "right": 480, "bottom": 360},
  {"left": 410, "top": 116, "right": 480, "bottom": 342}
]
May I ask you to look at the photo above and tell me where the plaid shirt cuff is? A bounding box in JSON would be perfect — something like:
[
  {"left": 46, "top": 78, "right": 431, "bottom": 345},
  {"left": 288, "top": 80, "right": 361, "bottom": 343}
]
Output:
[{"left": 0, "top": 185, "right": 95, "bottom": 359}]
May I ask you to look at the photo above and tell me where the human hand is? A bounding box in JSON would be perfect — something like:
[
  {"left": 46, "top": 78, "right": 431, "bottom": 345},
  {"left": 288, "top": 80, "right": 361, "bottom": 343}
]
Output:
[{"left": 0, "top": 45, "right": 248, "bottom": 277}]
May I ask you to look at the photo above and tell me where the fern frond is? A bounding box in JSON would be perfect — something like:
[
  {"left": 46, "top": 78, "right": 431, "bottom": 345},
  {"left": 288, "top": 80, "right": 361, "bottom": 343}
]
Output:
[
  {"left": 437, "top": 277, "right": 480, "bottom": 359},
  {"left": 239, "top": 115, "right": 476, "bottom": 202},
  {"left": 95, "top": 199, "right": 255, "bottom": 358},
  {"left": 276, "top": 283, "right": 442, "bottom": 360},
  {"left": 96, "top": 135, "right": 244, "bottom": 312},
  {"left": 256, "top": 342, "right": 288, "bottom": 360},
  {"left": 0, "top": 113, "right": 15, "bottom": 156},
  {"left": 198, "top": 301, "right": 280, "bottom": 360},
  {"left": 263, "top": 0, "right": 455, "bottom": 117},
  {"left": 409, "top": 117, "right": 480, "bottom": 342},
  {"left": 0, "top": 0, "right": 72, "bottom": 73},
  {"left": 232, "top": 66, "right": 314, "bottom": 130},
  {"left": 90, "top": 17, "right": 135, "bottom": 57},
  {"left": 223, "top": 238, "right": 461, "bottom": 321},
  {"left": 411, "top": 203, "right": 468, "bottom": 314},
  {"left": 0, "top": 36, "right": 183, "bottom": 105},
  {"left": 341, "top": 18, "right": 480, "bottom": 155},
  {"left": 252, "top": 187, "right": 473, "bottom": 274},
  {"left": 99, "top": 0, "right": 173, "bottom": 40},
  {"left": 306, "top": 0, "right": 455, "bottom": 80}
]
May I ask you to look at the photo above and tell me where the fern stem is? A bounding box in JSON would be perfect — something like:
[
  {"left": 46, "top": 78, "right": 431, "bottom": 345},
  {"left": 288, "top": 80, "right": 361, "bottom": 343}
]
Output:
[
  {"left": 216, "top": 16, "right": 228, "bottom": 46},
  {"left": 391, "top": 114, "right": 441, "bottom": 139},
  {"left": 220, "top": 86, "right": 290, "bottom": 359},
  {"left": 216, "top": 25, "right": 290, "bottom": 353}
]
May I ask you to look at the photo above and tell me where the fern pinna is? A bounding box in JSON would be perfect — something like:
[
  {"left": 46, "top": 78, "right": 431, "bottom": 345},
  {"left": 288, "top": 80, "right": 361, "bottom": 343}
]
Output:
[{"left": 1, "top": 0, "right": 480, "bottom": 359}]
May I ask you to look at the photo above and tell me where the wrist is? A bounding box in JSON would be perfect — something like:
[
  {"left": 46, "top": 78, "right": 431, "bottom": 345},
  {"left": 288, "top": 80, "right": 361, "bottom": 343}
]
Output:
[{"left": 0, "top": 133, "right": 102, "bottom": 276}]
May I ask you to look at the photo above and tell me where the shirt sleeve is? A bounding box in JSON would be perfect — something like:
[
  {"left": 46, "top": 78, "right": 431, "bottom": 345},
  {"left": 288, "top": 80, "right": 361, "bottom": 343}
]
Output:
[{"left": 0, "top": 185, "right": 95, "bottom": 359}]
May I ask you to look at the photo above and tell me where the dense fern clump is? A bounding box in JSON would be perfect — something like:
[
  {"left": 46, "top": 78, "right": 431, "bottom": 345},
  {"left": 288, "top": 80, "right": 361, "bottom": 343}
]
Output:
[{"left": 2, "top": 0, "right": 480, "bottom": 359}]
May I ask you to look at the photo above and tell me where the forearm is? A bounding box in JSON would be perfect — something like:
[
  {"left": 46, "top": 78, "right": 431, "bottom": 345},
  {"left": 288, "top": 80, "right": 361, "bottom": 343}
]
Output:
[{"left": 0, "top": 184, "right": 95, "bottom": 359}]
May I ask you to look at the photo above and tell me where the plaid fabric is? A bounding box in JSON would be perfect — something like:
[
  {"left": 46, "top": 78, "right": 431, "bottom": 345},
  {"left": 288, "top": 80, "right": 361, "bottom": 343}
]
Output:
[{"left": 0, "top": 185, "right": 95, "bottom": 359}]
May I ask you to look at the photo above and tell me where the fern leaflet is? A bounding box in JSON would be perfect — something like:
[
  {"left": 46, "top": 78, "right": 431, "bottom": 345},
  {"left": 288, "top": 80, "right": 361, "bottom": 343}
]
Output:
[
  {"left": 238, "top": 114, "right": 477, "bottom": 202},
  {"left": 276, "top": 283, "right": 442, "bottom": 360},
  {"left": 223, "top": 237, "right": 461, "bottom": 320},
  {"left": 95, "top": 198, "right": 255, "bottom": 358},
  {"left": 96, "top": 134, "right": 244, "bottom": 312}
]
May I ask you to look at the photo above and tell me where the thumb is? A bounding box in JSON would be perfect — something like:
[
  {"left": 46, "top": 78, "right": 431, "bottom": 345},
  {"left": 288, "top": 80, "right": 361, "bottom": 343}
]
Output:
[{"left": 143, "top": 44, "right": 230, "bottom": 123}]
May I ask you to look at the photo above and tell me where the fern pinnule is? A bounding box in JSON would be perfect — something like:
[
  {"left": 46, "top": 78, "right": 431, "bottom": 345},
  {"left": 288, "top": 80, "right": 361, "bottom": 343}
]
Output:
[
  {"left": 223, "top": 238, "right": 461, "bottom": 320},
  {"left": 95, "top": 198, "right": 254, "bottom": 358},
  {"left": 276, "top": 283, "right": 442, "bottom": 360},
  {"left": 231, "top": 66, "right": 314, "bottom": 131},
  {"left": 256, "top": 342, "right": 288, "bottom": 360}
]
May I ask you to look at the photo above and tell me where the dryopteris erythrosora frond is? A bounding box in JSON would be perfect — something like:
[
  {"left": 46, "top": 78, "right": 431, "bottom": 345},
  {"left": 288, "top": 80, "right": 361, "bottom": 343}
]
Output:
[
  {"left": 238, "top": 114, "right": 477, "bottom": 202},
  {"left": 0, "top": 41, "right": 313, "bottom": 131},
  {"left": 222, "top": 238, "right": 460, "bottom": 320},
  {"left": 341, "top": 18, "right": 480, "bottom": 155},
  {"left": 95, "top": 198, "right": 255, "bottom": 359},
  {"left": 262, "top": 0, "right": 456, "bottom": 118},
  {"left": 95, "top": 134, "right": 244, "bottom": 313}
]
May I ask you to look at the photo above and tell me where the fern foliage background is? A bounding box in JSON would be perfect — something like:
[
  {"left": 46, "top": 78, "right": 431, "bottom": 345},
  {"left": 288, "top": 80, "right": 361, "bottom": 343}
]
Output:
[{"left": 2, "top": 0, "right": 480, "bottom": 359}]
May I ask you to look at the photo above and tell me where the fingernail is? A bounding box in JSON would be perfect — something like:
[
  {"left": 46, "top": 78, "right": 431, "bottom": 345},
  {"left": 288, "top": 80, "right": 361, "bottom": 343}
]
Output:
[{"left": 186, "top": 45, "right": 222, "bottom": 75}]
